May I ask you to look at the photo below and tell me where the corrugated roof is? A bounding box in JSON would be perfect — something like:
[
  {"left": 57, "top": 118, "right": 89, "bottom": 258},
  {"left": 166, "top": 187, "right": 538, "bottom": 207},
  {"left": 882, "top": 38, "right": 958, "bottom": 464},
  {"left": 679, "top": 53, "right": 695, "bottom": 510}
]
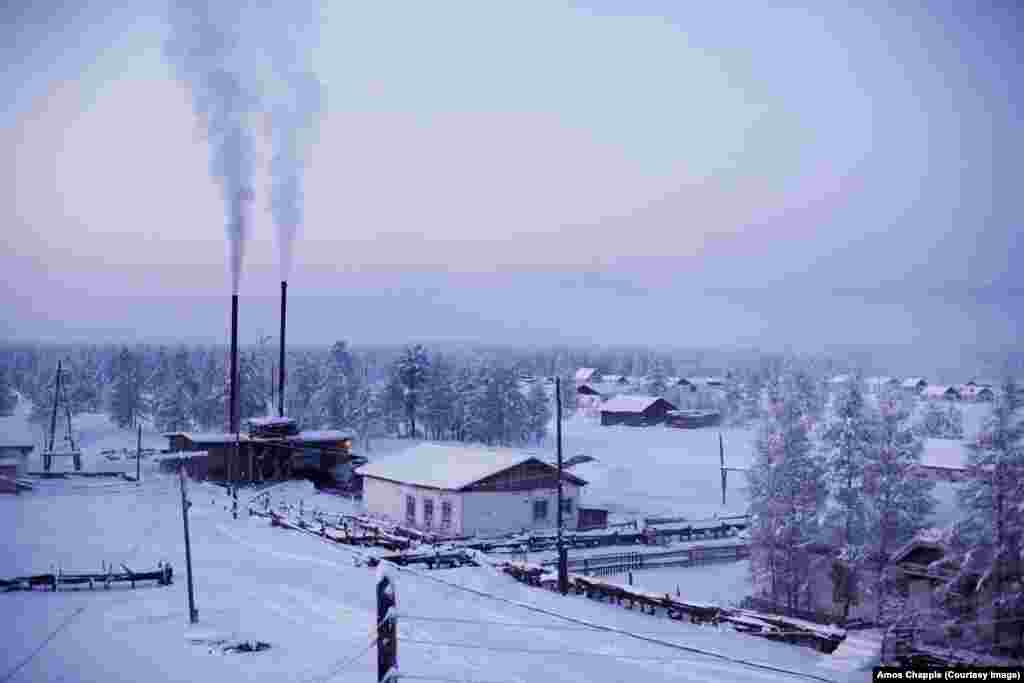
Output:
[
  {"left": 356, "top": 443, "right": 585, "bottom": 490},
  {"left": 599, "top": 395, "right": 672, "bottom": 412}
]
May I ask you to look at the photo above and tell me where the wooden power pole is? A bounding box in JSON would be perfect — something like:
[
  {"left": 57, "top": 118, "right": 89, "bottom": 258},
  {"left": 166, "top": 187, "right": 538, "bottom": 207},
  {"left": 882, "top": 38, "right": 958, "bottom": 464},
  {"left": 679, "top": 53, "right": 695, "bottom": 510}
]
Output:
[
  {"left": 377, "top": 570, "right": 397, "bottom": 681},
  {"left": 556, "top": 377, "right": 568, "bottom": 595},
  {"left": 719, "top": 432, "right": 726, "bottom": 506},
  {"left": 136, "top": 424, "right": 142, "bottom": 484},
  {"left": 179, "top": 469, "right": 198, "bottom": 624}
]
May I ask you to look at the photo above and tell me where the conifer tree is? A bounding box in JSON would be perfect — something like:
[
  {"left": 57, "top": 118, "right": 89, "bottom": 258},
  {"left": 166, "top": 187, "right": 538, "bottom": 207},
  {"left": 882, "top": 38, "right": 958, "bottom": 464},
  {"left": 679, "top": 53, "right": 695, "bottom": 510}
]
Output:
[
  {"left": 863, "top": 395, "right": 935, "bottom": 622},
  {"left": 747, "top": 375, "right": 828, "bottom": 610},
  {"left": 821, "top": 380, "right": 875, "bottom": 619}
]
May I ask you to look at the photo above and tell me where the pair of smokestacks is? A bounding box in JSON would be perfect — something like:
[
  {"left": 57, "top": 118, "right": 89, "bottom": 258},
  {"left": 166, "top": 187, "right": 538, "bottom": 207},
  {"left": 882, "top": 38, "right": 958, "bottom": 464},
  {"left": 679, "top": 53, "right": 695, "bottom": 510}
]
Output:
[{"left": 228, "top": 281, "right": 287, "bottom": 434}]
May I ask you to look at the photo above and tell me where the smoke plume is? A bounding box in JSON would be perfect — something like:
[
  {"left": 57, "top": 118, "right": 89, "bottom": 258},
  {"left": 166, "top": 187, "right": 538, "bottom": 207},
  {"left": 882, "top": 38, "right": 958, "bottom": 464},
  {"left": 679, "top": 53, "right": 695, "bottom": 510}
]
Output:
[
  {"left": 269, "top": 72, "right": 323, "bottom": 282},
  {"left": 165, "top": 1, "right": 256, "bottom": 295},
  {"left": 264, "top": 7, "right": 324, "bottom": 282}
]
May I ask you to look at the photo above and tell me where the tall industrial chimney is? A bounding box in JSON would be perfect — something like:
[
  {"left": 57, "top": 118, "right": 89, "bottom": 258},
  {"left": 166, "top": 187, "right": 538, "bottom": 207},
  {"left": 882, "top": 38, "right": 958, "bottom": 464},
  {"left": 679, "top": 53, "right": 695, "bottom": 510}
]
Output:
[
  {"left": 278, "top": 280, "right": 287, "bottom": 417},
  {"left": 229, "top": 293, "right": 239, "bottom": 434}
]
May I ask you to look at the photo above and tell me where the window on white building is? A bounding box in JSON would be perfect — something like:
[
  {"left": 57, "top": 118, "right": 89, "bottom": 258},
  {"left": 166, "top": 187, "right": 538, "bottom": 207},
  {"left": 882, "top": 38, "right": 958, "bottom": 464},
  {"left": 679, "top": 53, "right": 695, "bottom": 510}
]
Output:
[
  {"left": 441, "top": 501, "right": 452, "bottom": 529},
  {"left": 423, "top": 499, "right": 434, "bottom": 529},
  {"left": 533, "top": 500, "right": 549, "bottom": 522},
  {"left": 561, "top": 498, "right": 574, "bottom": 514},
  {"left": 406, "top": 495, "right": 416, "bottom": 524}
]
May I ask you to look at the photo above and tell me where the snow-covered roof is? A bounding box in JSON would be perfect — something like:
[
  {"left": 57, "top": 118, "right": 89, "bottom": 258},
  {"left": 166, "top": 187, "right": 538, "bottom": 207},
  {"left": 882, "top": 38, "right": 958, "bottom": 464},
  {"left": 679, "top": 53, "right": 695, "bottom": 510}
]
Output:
[
  {"left": 686, "top": 376, "right": 725, "bottom": 386},
  {"left": 922, "top": 385, "right": 960, "bottom": 399},
  {"left": 600, "top": 395, "right": 672, "bottom": 413},
  {"left": 902, "top": 377, "right": 927, "bottom": 388},
  {"left": 829, "top": 374, "right": 853, "bottom": 384},
  {"left": 864, "top": 376, "right": 896, "bottom": 386},
  {"left": 920, "top": 438, "right": 969, "bottom": 471},
  {"left": 356, "top": 443, "right": 584, "bottom": 490},
  {"left": 178, "top": 432, "right": 251, "bottom": 444},
  {"left": 247, "top": 416, "right": 297, "bottom": 427},
  {"left": 289, "top": 430, "right": 353, "bottom": 443}
]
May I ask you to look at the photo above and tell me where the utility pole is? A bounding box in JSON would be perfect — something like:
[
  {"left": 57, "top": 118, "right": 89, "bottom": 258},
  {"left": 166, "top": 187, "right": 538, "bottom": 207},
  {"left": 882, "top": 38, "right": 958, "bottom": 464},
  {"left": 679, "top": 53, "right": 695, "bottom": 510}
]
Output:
[
  {"left": 46, "top": 360, "right": 62, "bottom": 471},
  {"left": 136, "top": 424, "right": 142, "bottom": 484},
  {"left": 719, "top": 432, "right": 726, "bottom": 506},
  {"left": 556, "top": 377, "right": 568, "bottom": 595},
  {"left": 377, "top": 569, "right": 398, "bottom": 681},
  {"left": 179, "top": 468, "right": 198, "bottom": 624}
]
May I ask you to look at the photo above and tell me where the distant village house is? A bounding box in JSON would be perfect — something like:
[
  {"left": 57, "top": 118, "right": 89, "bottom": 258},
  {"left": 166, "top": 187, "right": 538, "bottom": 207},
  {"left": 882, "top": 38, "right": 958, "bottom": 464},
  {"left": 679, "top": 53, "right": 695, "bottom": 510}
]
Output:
[{"left": 599, "top": 395, "right": 678, "bottom": 427}]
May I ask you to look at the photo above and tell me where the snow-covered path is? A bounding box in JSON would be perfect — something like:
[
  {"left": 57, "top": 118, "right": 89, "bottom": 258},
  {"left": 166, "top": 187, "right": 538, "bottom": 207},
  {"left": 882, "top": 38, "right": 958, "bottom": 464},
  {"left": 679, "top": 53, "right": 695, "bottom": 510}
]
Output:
[{"left": 1, "top": 475, "right": 868, "bottom": 683}]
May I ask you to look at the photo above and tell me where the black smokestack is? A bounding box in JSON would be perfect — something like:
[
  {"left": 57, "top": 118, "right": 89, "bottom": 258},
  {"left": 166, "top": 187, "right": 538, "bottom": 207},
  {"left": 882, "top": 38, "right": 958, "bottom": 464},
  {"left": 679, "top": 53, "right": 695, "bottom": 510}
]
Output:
[
  {"left": 229, "top": 293, "right": 239, "bottom": 434},
  {"left": 278, "top": 280, "right": 287, "bottom": 417}
]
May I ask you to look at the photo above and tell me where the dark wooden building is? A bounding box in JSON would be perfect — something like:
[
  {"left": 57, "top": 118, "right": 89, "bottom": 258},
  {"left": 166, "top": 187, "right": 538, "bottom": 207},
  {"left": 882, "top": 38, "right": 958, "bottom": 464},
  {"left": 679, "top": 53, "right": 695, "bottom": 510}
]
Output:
[
  {"left": 599, "top": 395, "right": 678, "bottom": 427},
  {"left": 162, "top": 417, "right": 360, "bottom": 486}
]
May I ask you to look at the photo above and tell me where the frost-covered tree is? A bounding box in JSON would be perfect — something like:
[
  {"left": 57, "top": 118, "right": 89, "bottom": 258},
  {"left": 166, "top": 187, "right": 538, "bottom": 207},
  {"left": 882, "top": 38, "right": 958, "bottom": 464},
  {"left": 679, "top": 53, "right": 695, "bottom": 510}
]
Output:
[
  {"left": 397, "top": 344, "right": 430, "bottom": 438},
  {"left": 821, "top": 380, "right": 875, "bottom": 619},
  {"left": 464, "top": 365, "right": 530, "bottom": 446},
  {"left": 422, "top": 355, "right": 456, "bottom": 440},
  {"left": 646, "top": 359, "right": 668, "bottom": 397},
  {"left": 153, "top": 348, "right": 198, "bottom": 433},
  {"left": 557, "top": 373, "right": 576, "bottom": 420},
  {"left": 524, "top": 380, "right": 551, "bottom": 445},
  {"left": 109, "top": 347, "right": 143, "bottom": 429},
  {"left": 192, "top": 353, "right": 225, "bottom": 431},
  {"left": 235, "top": 351, "right": 267, "bottom": 425},
  {"left": 0, "top": 365, "right": 16, "bottom": 416},
  {"left": 916, "top": 400, "right": 965, "bottom": 439},
  {"left": 287, "top": 353, "right": 323, "bottom": 428},
  {"left": 947, "top": 378, "right": 1024, "bottom": 652},
  {"left": 747, "top": 378, "right": 828, "bottom": 611},
  {"left": 863, "top": 396, "right": 935, "bottom": 622},
  {"left": 378, "top": 365, "right": 406, "bottom": 437},
  {"left": 316, "top": 341, "right": 362, "bottom": 430}
]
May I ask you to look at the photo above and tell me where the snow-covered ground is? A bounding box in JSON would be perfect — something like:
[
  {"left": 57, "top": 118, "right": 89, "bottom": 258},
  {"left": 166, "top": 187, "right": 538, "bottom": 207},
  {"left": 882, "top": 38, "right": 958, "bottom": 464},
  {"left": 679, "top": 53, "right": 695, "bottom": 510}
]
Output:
[
  {"left": 605, "top": 561, "right": 752, "bottom": 608},
  {"left": 10, "top": 395, "right": 997, "bottom": 681},
  {"left": 2, "top": 472, "right": 874, "bottom": 683}
]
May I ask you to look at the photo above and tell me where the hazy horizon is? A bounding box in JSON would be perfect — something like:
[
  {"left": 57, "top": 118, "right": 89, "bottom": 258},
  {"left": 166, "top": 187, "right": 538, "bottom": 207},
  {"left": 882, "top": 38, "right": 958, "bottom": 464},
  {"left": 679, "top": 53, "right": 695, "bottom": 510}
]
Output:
[{"left": 3, "top": 1, "right": 1021, "bottom": 365}]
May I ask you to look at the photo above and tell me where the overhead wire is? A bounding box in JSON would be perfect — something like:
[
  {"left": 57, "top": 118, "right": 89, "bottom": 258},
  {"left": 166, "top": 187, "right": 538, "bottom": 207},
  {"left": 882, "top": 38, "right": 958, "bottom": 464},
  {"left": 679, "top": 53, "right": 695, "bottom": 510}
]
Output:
[
  {"left": 269, "top": 517, "right": 840, "bottom": 683},
  {"left": 398, "top": 613, "right": 841, "bottom": 638}
]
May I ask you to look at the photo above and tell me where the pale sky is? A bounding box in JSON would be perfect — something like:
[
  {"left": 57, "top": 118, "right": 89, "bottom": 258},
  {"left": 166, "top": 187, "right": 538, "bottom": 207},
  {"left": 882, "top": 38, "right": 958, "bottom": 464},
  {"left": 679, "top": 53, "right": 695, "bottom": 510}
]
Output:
[{"left": 2, "top": 1, "right": 1021, "bottom": 372}]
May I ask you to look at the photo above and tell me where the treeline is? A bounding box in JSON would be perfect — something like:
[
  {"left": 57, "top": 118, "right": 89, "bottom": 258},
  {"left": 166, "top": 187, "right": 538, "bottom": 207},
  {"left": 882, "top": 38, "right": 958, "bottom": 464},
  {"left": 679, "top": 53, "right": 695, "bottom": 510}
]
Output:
[{"left": 0, "top": 341, "right": 572, "bottom": 449}]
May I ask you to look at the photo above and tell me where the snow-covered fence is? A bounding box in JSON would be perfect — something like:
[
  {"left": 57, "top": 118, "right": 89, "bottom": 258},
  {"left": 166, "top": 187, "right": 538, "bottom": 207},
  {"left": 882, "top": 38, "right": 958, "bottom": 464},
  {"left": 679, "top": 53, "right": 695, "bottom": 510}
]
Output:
[
  {"left": 501, "top": 560, "right": 846, "bottom": 654},
  {"left": 1, "top": 563, "right": 173, "bottom": 592},
  {"left": 542, "top": 543, "right": 749, "bottom": 577}
]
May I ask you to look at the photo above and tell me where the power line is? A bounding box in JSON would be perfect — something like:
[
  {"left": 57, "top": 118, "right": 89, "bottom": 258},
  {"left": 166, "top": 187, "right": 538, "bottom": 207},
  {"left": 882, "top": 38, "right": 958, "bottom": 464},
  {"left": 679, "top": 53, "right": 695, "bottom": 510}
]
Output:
[
  {"left": 307, "top": 633, "right": 377, "bottom": 683},
  {"left": 267, "top": 515, "right": 840, "bottom": 683},
  {"left": 399, "top": 614, "right": 841, "bottom": 638},
  {"left": 0, "top": 606, "right": 86, "bottom": 683},
  {"left": 403, "top": 637, "right": 756, "bottom": 662}
]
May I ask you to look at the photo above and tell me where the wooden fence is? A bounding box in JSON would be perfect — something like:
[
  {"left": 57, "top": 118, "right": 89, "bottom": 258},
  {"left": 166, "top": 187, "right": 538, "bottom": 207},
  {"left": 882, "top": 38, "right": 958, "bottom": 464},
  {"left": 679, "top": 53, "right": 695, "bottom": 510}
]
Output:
[{"left": 542, "top": 543, "right": 749, "bottom": 577}]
